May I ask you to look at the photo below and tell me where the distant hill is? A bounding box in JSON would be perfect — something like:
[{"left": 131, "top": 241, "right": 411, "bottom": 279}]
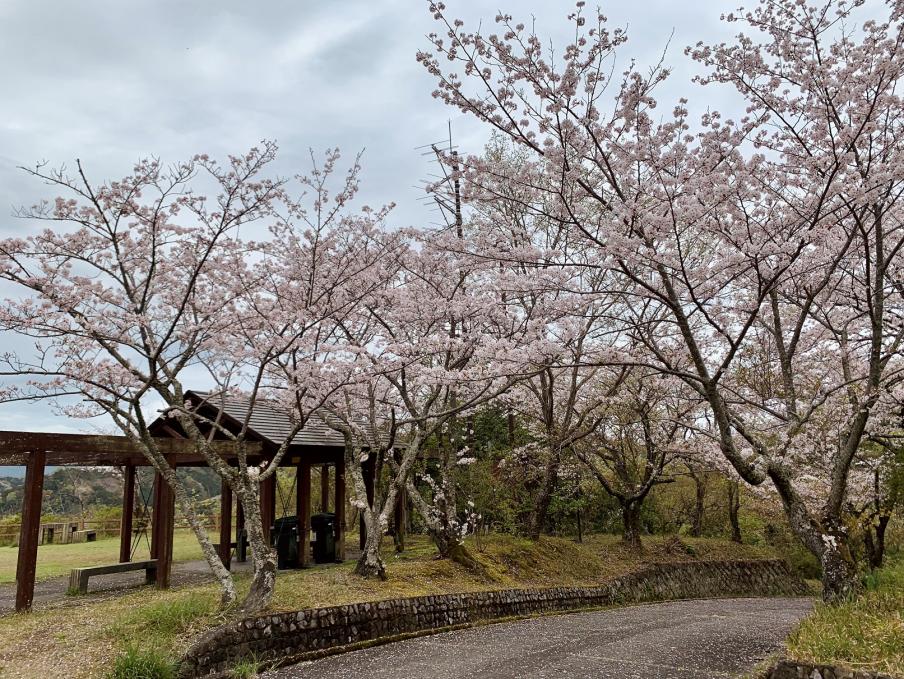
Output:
[
  {"left": 0, "top": 467, "right": 222, "bottom": 516},
  {"left": 0, "top": 467, "right": 26, "bottom": 479}
]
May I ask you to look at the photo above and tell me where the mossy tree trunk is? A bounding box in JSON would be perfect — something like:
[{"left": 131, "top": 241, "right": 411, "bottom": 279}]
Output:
[
  {"left": 621, "top": 500, "right": 644, "bottom": 551},
  {"left": 727, "top": 479, "right": 743, "bottom": 544},
  {"left": 527, "top": 448, "right": 560, "bottom": 542},
  {"left": 236, "top": 478, "right": 278, "bottom": 613}
]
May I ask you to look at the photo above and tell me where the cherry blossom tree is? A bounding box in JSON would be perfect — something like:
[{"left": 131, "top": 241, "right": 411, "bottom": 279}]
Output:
[
  {"left": 393, "top": 227, "right": 528, "bottom": 568},
  {"left": 0, "top": 144, "right": 287, "bottom": 609},
  {"left": 181, "top": 148, "right": 401, "bottom": 610},
  {"left": 574, "top": 372, "right": 696, "bottom": 550},
  {"left": 0, "top": 145, "right": 396, "bottom": 612},
  {"left": 420, "top": 0, "right": 904, "bottom": 600},
  {"left": 431, "top": 136, "right": 632, "bottom": 540},
  {"left": 316, "top": 221, "right": 528, "bottom": 577}
]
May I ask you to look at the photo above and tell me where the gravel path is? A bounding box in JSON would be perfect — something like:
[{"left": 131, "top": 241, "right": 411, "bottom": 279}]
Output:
[
  {"left": 0, "top": 550, "right": 361, "bottom": 615},
  {"left": 0, "top": 559, "right": 238, "bottom": 614},
  {"left": 265, "top": 597, "right": 812, "bottom": 679}
]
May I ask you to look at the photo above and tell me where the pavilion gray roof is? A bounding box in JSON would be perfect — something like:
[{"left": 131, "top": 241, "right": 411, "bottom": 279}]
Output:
[{"left": 188, "top": 391, "right": 345, "bottom": 449}]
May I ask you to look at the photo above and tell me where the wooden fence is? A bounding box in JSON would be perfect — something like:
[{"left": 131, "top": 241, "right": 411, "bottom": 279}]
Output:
[{"left": 0, "top": 517, "right": 223, "bottom": 546}]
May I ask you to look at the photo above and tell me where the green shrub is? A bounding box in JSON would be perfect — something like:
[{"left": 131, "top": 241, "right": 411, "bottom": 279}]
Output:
[
  {"left": 737, "top": 511, "right": 768, "bottom": 545},
  {"left": 785, "top": 543, "right": 822, "bottom": 580},
  {"left": 106, "top": 645, "right": 175, "bottom": 679},
  {"left": 230, "top": 655, "right": 261, "bottom": 678},
  {"left": 863, "top": 568, "right": 883, "bottom": 592}
]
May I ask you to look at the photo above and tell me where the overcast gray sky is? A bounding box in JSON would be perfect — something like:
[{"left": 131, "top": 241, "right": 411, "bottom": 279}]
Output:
[{"left": 0, "top": 0, "right": 737, "bottom": 444}]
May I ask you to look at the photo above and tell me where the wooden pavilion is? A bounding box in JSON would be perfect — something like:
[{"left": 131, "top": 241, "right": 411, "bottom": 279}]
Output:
[{"left": 0, "top": 391, "right": 381, "bottom": 612}]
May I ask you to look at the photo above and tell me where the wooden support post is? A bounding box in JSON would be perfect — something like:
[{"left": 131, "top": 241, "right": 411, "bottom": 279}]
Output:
[
  {"left": 359, "top": 454, "right": 375, "bottom": 550},
  {"left": 218, "top": 480, "right": 232, "bottom": 570},
  {"left": 15, "top": 450, "right": 46, "bottom": 612},
  {"left": 119, "top": 464, "right": 135, "bottom": 563},
  {"left": 162, "top": 476, "right": 175, "bottom": 589},
  {"left": 334, "top": 458, "right": 346, "bottom": 562},
  {"left": 235, "top": 498, "right": 246, "bottom": 562},
  {"left": 150, "top": 468, "right": 175, "bottom": 589},
  {"left": 297, "top": 462, "right": 311, "bottom": 568},
  {"left": 320, "top": 464, "right": 330, "bottom": 513},
  {"left": 260, "top": 473, "right": 276, "bottom": 546}
]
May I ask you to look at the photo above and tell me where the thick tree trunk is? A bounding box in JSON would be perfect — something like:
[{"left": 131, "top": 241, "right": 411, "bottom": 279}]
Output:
[
  {"left": 354, "top": 509, "right": 386, "bottom": 579},
  {"left": 727, "top": 480, "right": 742, "bottom": 544},
  {"left": 771, "top": 472, "right": 860, "bottom": 602},
  {"left": 690, "top": 472, "right": 707, "bottom": 537},
  {"left": 820, "top": 532, "right": 859, "bottom": 602},
  {"left": 430, "top": 526, "right": 483, "bottom": 571},
  {"left": 236, "top": 483, "right": 277, "bottom": 614},
  {"left": 403, "top": 472, "right": 483, "bottom": 570},
  {"left": 864, "top": 514, "right": 889, "bottom": 570},
  {"left": 528, "top": 451, "right": 559, "bottom": 541},
  {"left": 621, "top": 501, "right": 643, "bottom": 551},
  {"left": 392, "top": 497, "right": 407, "bottom": 554},
  {"left": 392, "top": 520, "right": 405, "bottom": 554}
]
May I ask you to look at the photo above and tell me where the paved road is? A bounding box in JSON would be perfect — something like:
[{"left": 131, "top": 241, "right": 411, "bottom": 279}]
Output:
[{"left": 266, "top": 597, "right": 812, "bottom": 679}]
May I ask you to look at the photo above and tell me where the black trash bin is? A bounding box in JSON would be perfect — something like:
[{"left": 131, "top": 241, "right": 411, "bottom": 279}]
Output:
[
  {"left": 310, "top": 512, "right": 336, "bottom": 563},
  {"left": 272, "top": 516, "right": 299, "bottom": 570}
]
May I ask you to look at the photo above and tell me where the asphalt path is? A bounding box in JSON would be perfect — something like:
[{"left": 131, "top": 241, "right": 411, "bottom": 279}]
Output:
[{"left": 266, "top": 597, "right": 812, "bottom": 679}]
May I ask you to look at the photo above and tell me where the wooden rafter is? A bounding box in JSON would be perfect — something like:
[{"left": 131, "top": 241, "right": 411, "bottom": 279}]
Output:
[{"left": 0, "top": 430, "right": 262, "bottom": 466}]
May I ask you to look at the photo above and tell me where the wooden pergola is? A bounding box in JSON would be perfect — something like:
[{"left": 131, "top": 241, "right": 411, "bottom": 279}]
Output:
[{"left": 0, "top": 391, "right": 383, "bottom": 612}]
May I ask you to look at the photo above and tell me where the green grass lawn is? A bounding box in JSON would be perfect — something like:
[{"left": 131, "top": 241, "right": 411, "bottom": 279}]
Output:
[
  {"left": 0, "top": 530, "right": 204, "bottom": 584},
  {"left": 785, "top": 558, "right": 904, "bottom": 677},
  {"left": 0, "top": 533, "right": 776, "bottom": 679}
]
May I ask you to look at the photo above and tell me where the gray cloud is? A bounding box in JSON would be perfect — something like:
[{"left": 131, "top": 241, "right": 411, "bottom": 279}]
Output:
[{"left": 0, "top": 0, "right": 733, "bottom": 436}]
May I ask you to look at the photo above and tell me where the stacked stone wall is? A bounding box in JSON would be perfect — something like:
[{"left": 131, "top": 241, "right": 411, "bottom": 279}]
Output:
[
  {"left": 766, "top": 659, "right": 898, "bottom": 679},
  {"left": 180, "top": 559, "right": 809, "bottom": 677}
]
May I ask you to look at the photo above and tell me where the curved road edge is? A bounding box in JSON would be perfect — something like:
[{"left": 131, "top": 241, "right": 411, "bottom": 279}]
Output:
[{"left": 265, "top": 597, "right": 813, "bottom": 679}]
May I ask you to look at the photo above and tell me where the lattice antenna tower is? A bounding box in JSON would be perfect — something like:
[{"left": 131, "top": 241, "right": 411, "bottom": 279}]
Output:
[{"left": 415, "top": 121, "right": 463, "bottom": 234}]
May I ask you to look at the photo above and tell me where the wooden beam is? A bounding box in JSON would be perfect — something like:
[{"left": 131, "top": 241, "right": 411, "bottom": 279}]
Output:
[
  {"left": 0, "top": 431, "right": 261, "bottom": 466},
  {"left": 334, "top": 457, "right": 346, "bottom": 562},
  {"left": 218, "top": 481, "right": 232, "bottom": 570},
  {"left": 119, "top": 464, "right": 136, "bottom": 563},
  {"left": 15, "top": 450, "right": 46, "bottom": 612},
  {"left": 297, "top": 462, "right": 311, "bottom": 568},
  {"left": 320, "top": 464, "right": 330, "bottom": 512}
]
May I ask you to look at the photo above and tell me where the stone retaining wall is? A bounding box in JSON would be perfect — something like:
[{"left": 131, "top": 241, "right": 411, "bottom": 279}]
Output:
[
  {"left": 767, "top": 659, "right": 898, "bottom": 679},
  {"left": 180, "top": 559, "right": 809, "bottom": 677}
]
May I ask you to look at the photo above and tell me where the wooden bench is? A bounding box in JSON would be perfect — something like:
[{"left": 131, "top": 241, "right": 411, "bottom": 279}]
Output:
[{"left": 68, "top": 559, "right": 158, "bottom": 594}]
